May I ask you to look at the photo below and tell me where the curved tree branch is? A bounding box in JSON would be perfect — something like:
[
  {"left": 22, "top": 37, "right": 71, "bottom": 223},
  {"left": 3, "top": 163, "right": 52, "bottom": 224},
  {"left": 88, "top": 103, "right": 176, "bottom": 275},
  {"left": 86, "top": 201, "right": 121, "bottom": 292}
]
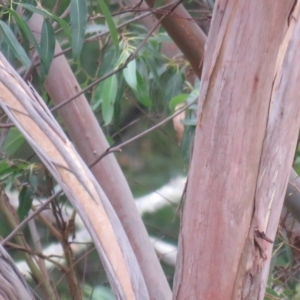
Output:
[
  {"left": 27, "top": 13, "right": 172, "bottom": 300},
  {"left": 0, "top": 54, "right": 149, "bottom": 299},
  {"left": 0, "top": 244, "right": 33, "bottom": 300}
]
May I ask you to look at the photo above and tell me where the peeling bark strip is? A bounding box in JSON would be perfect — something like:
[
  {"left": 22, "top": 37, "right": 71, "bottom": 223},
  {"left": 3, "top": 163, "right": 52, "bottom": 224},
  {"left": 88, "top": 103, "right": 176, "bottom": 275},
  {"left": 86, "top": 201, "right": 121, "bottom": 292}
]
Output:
[
  {"left": 0, "top": 245, "right": 33, "bottom": 300},
  {"left": 174, "top": 1, "right": 298, "bottom": 299},
  {"left": 239, "top": 3, "right": 300, "bottom": 299},
  {"left": 0, "top": 55, "right": 149, "bottom": 300}
]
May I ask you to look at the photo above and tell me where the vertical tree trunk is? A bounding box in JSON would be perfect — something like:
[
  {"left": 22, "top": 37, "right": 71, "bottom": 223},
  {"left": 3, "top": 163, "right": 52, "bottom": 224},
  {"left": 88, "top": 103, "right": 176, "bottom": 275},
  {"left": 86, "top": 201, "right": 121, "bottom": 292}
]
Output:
[{"left": 174, "top": 1, "right": 300, "bottom": 299}]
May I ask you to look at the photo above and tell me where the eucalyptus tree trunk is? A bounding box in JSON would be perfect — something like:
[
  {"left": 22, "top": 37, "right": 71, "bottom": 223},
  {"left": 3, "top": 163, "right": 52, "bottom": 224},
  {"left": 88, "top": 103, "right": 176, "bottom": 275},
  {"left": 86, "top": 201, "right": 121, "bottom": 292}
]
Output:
[{"left": 174, "top": 1, "right": 300, "bottom": 299}]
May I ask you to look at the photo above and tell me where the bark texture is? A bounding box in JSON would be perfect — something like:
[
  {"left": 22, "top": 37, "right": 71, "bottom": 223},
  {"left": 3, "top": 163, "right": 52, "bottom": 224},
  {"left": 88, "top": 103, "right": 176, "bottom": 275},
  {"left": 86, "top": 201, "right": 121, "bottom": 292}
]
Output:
[{"left": 174, "top": 1, "right": 299, "bottom": 299}]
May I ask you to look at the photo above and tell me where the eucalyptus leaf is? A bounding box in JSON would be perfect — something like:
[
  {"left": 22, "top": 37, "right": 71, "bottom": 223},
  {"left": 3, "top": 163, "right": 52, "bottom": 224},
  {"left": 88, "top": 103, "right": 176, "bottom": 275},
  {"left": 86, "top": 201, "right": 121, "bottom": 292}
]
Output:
[
  {"left": 70, "top": 0, "right": 87, "bottom": 59},
  {"left": 143, "top": 56, "right": 163, "bottom": 90},
  {"left": 9, "top": 9, "right": 41, "bottom": 56},
  {"left": 98, "top": 46, "right": 117, "bottom": 76},
  {"left": 17, "top": 186, "right": 33, "bottom": 222},
  {"left": 101, "top": 74, "right": 118, "bottom": 125},
  {"left": 114, "top": 75, "right": 125, "bottom": 127},
  {"left": 19, "top": 4, "right": 71, "bottom": 39},
  {"left": 134, "top": 71, "right": 152, "bottom": 108},
  {"left": 181, "top": 126, "right": 195, "bottom": 164},
  {"left": 186, "top": 89, "right": 199, "bottom": 104},
  {"left": 123, "top": 59, "right": 137, "bottom": 90},
  {"left": 181, "top": 118, "right": 197, "bottom": 126},
  {"left": 0, "top": 161, "right": 14, "bottom": 182},
  {"left": 29, "top": 174, "right": 38, "bottom": 191},
  {"left": 164, "top": 72, "right": 184, "bottom": 102},
  {"left": 2, "top": 128, "right": 25, "bottom": 156},
  {"left": 0, "top": 39, "right": 15, "bottom": 65},
  {"left": 92, "top": 82, "right": 104, "bottom": 112},
  {"left": 169, "top": 94, "right": 189, "bottom": 112},
  {"left": 0, "top": 20, "right": 31, "bottom": 67},
  {"left": 40, "top": 19, "right": 55, "bottom": 78},
  {"left": 84, "top": 285, "right": 114, "bottom": 300},
  {"left": 96, "top": 0, "right": 119, "bottom": 52}
]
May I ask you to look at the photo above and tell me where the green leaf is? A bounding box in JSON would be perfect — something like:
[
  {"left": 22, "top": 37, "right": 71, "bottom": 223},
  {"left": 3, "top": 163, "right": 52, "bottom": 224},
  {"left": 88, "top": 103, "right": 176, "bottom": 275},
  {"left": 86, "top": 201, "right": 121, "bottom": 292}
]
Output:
[
  {"left": 181, "top": 118, "right": 197, "bottom": 126},
  {"left": 123, "top": 59, "right": 137, "bottom": 90},
  {"left": 40, "top": 19, "right": 55, "bottom": 78},
  {"left": 265, "top": 287, "right": 279, "bottom": 297},
  {"left": 19, "top": 4, "right": 71, "bottom": 39},
  {"left": 92, "top": 82, "right": 104, "bottom": 111},
  {"left": 83, "top": 284, "right": 114, "bottom": 300},
  {"left": 181, "top": 125, "right": 195, "bottom": 163},
  {"left": 2, "top": 128, "right": 25, "bottom": 156},
  {"left": 9, "top": 9, "right": 41, "bottom": 56},
  {"left": 164, "top": 72, "right": 184, "bottom": 102},
  {"left": 17, "top": 186, "right": 33, "bottom": 222},
  {"left": 0, "top": 161, "right": 15, "bottom": 182},
  {"left": 96, "top": 0, "right": 119, "bottom": 52},
  {"left": 134, "top": 71, "right": 152, "bottom": 108},
  {"left": 97, "top": 46, "right": 117, "bottom": 76},
  {"left": 114, "top": 75, "right": 125, "bottom": 127},
  {"left": 101, "top": 74, "right": 118, "bottom": 125},
  {"left": 29, "top": 174, "right": 38, "bottom": 191},
  {"left": 0, "top": 38, "right": 15, "bottom": 65},
  {"left": 186, "top": 89, "right": 199, "bottom": 104},
  {"left": 8, "top": 10, "right": 31, "bottom": 54},
  {"left": 143, "top": 56, "right": 163, "bottom": 90},
  {"left": 0, "top": 20, "right": 31, "bottom": 67},
  {"left": 21, "top": 0, "right": 34, "bottom": 19},
  {"left": 169, "top": 94, "right": 189, "bottom": 112},
  {"left": 70, "top": 0, "right": 87, "bottom": 59},
  {"left": 281, "top": 289, "right": 294, "bottom": 297}
]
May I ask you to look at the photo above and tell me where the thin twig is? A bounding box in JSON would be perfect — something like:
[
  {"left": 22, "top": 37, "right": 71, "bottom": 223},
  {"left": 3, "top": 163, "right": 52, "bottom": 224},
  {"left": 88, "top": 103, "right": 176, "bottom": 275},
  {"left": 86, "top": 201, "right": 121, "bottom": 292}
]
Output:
[
  {"left": 90, "top": 99, "right": 196, "bottom": 167},
  {"left": 0, "top": 123, "right": 14, "bottom": 128},
  {"left": 6, "top": 242, "right": 67, "bottom": 272},
  {"left": 111, "top": 117, "right": 142, "bottom": 139},
  {"left": 1, "top": 190, "right": 62, "bottom": 246}
]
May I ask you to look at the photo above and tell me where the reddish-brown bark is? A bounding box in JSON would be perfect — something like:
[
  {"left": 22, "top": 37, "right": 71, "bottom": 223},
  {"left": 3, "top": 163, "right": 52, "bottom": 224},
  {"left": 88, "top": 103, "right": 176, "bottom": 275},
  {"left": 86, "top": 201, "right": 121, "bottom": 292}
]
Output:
[
  {"left": 174, "top": 1, "right": 299, "bottom": 299},
  {"left": 143, "top": 0, "right": 206, "bottom": 77}
]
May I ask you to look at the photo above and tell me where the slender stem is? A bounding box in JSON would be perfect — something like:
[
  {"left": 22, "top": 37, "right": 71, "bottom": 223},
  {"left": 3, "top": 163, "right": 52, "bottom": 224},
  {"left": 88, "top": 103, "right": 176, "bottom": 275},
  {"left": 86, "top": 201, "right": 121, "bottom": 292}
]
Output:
[
  {"left": 90, "top": 99, "right": 196, "bottom": 167},
  {"left": 1, "top": 190, "right": 62, "bottom": 246}
]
